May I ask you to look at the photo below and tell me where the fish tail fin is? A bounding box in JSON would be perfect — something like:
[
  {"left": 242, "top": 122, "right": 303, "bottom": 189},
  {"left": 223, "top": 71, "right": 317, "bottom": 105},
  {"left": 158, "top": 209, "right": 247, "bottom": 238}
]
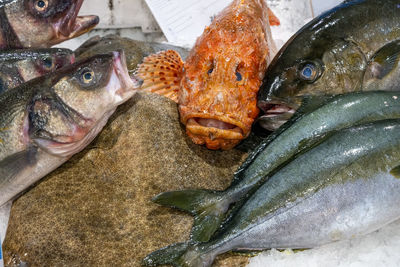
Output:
[
  {"left": 133, "top": 50, "right": 184, "bottom": 102},
  {"left": 153, "top": 190, "right": 229, "bottom": 242},
  {"left": 142, "top": 242, "right": 215, "bottom": 267},
  {"left": 267, "top": 8, "right": 281, "bottom": 26}
]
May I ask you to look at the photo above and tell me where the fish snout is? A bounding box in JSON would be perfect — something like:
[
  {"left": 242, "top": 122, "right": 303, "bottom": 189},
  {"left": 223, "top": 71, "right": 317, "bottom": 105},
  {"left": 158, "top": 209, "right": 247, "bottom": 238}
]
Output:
[
  {"left": 56, "top": 0, "right": 99, "bottom": 40},
  {"left": 57, "top": 15, "right": 99, "bottom": 40}
]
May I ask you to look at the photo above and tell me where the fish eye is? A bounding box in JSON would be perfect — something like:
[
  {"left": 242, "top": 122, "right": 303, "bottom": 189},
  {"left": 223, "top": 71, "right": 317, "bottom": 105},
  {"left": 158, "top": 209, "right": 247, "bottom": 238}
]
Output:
[
  {"left": 80, "top": 69, "right": 95, "bottom": 85},
  {"left": 42, "top": 57, "right": 54, "bottom": 70},
  {"left": 298, "top": 62, "right": 321, "bottom": 82},
  {"left": 236, "top": 72, "right": 242, "bottom": 81},
  {"left": 34, "top": 0, "right": 49, "bottom": 12}
]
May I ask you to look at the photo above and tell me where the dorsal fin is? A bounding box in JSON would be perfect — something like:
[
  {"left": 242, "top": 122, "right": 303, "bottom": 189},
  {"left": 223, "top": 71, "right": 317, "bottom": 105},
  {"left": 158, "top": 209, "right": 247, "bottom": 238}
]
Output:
[
  {"left": 134, "top": 50, "right": 184, "bottom": 103},
  {"left": 267, "top": 8, "right": 280, "bottom": 26}
]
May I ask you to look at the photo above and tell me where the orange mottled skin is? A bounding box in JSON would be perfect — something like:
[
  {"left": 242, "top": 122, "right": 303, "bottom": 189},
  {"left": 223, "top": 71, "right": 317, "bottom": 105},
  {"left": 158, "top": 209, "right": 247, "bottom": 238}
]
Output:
[
  {"left": 136, "top": 0, "right": 278, "bottom": 150},
  {"left": 180, "top": 0, "right": 276, "bottom": 150}
]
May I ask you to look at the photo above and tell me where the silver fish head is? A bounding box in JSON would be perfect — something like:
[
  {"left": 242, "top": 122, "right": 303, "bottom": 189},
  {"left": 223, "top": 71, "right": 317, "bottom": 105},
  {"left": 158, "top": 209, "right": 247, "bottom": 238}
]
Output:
[
  {"left": 29, "top": 50, "right": 136, "bottom": 157},
  {"left": 3, "top": 0, "right": 99, "bottom": 48},
  {"left": 0, "top": 48, "right": 74, "bottom": 93}
]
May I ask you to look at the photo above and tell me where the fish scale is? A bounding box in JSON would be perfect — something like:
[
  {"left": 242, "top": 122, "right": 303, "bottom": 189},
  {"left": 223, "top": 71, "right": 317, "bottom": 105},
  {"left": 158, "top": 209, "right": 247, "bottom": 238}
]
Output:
[
  {"left": 0, "top": 0, "right": 98, "bottom": 49},
  {"left": 0, "top": 51, "right": 136, "bottom": 208},
  {"left": 152, "top": 91, "right": 400, "bottom": 244},
  {"left": 143, "top": 119, "right": 400, "bottom": 267}
]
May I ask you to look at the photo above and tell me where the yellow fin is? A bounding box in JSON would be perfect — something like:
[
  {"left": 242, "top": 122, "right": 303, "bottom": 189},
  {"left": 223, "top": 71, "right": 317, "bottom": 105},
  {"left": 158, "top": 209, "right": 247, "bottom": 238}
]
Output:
[
  {"left": 135, "top": 50, "right": 184, "bottom": 103},
  {"left": 268, "top": 8, "right": 280, "bottom": 26},
  {"left": 390, "top": 165, "right": 400, "bottom": 179}
]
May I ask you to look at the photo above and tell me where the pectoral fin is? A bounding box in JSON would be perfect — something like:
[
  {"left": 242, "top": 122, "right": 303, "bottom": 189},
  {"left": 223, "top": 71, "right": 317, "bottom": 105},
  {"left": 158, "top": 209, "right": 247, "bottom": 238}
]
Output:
[
  {"left": 134, "top": 50, "right": 184, "bottom": 103},
  {"left": 365, "top": 40, "right": 400, "bottom": 80},
  {"left": 390, "top": 165, "right": 400, "bottom": 178},
  {"left": 0, "top": 147, "right": 37, "bottom": 188},
  {"left": 268, "top": 8, "right": 280, "bottom": 26},
  {"left": 152, "top": 189, "right": 227, "bottom": 242}
]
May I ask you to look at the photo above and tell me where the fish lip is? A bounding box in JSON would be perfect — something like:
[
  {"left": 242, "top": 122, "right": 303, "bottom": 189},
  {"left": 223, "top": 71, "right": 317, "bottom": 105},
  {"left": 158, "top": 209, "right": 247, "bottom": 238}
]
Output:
[
  {"left": 53, "top": 0, "right": 99, "bottom": 43},
  {"left": 58, "top": 0, "right": 93, "bottom": 36},
  {"left": 184, "top": 115, "right": 246, "bottom": 140},
  {"left": 255, "top": 114, "right": 290, "bottom": 132},
  {"left": 257, "top": 98, "right": 297, "bottom": 131},
  {"left": 55, "top": 15, "right": 99, "bottom": 41},
  {"left": 110, "top": 50, "right": 137, "bottom": 101}
]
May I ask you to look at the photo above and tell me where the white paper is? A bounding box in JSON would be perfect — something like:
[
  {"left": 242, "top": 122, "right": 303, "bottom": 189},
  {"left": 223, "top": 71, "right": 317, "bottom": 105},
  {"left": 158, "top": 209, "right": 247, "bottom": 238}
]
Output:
[
  {"left": 143, "top": 0, "right": 232, "bottom": 46},
  {"left": 311, "top": 0, "right": 344, "bottom": 16},
  {"left": 143, "top": 0, "right": 316, "bottom": 48}
]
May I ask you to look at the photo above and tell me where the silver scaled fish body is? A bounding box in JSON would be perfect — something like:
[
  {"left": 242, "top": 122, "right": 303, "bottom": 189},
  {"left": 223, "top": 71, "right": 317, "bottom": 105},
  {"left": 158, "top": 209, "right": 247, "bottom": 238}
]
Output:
[
  {"left": 144, "top": 119, "right": 400, "bottom": 267},
  {"left": 152, "top": 91, "right": 400, "bottom": 242},
  {"left": 0, "top": 51, "right": 136, "bottom": 207}
]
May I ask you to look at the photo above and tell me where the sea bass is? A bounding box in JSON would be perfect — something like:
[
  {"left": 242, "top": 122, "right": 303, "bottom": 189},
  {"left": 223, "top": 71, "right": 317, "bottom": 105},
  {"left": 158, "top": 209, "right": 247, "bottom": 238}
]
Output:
[
  {"left": 135, "top": 0, "right": 279, "bottom": 150},
  {"left": 0, "top": 48, "right": 74, "bottom": 93},
  {"left": 152, "top": 91, "right": 400, "bottom": 242},
  {"left": 143, "top": 119, "right": 400, "bottom": 267},
  {"left": 0, "top": 50, "right": 135, "bottom": 207},
  {"left": 258, "top": 0, "right": 400, "bottom": 131},
  {"left": 0, "top": 0, "right": 99, "bottom": 49}
]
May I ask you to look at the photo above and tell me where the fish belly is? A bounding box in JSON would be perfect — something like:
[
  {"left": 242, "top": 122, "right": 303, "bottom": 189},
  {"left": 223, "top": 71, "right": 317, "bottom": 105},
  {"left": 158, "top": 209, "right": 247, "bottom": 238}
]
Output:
[{"left": 235, "top": 174, "right": 400, "bottom": 250}]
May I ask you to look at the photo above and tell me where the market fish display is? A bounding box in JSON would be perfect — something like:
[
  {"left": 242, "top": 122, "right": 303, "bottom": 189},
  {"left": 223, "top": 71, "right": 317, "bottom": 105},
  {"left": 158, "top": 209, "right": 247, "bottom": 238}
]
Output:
[
  {"left": 135, "top": 0, "right": 279, "bottom": 150},
  {"left": 258, "top": 0, "right": 400, "bottom": 131},
  {"left": 0, "top": 51, "right": 135, "bottom": 207},
  {"left": 152, "top": 91, "right": 400, "bottom": 242},
  {"left": 0, "top": 0, "right": 99, "bottom": 49},
  {"left": 144, "top": 119, "right": 400, "bottom": 267},
  {"left": 0, "top": 48, "right": 74, "bottom": 93}
]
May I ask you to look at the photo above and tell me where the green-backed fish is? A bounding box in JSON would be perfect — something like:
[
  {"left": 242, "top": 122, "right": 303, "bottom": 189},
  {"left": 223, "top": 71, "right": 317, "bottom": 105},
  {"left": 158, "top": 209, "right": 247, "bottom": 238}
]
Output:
[
  {"left": 0, "top": 50, "right": 135, "bottom": 208},
  {"left": 0, "top": 48, "right": 74, "bottom": 94},
  {"left": 0, "top": 0, "right": 99, "bottom": 49},
  {"left": 144, "top": 119, "right": 400, "bottom": 267},
  {"left": 152, "top": 91, "right": 400, "bottom": 242},
  {"left": 258, "top": 0, "right": 400, "bottom": 131}
]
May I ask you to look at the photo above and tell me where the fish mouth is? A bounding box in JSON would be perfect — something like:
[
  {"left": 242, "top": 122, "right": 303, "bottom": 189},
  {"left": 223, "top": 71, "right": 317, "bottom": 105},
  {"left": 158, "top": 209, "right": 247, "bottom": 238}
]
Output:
[
  {"left": 257, "top": 100, "right": 297, "bottom": 131},
  {"left": 186, "top": 116, "right": 245, "bottom": 140},
  {"left": 33, "top": 110, "right": 114, "bottom": 158},
  {"left": 109, "top": 50, "right": 137, "bottom": 103},
  {"left": 54, "top": 0, "right": 99, "bottom": 43}
]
